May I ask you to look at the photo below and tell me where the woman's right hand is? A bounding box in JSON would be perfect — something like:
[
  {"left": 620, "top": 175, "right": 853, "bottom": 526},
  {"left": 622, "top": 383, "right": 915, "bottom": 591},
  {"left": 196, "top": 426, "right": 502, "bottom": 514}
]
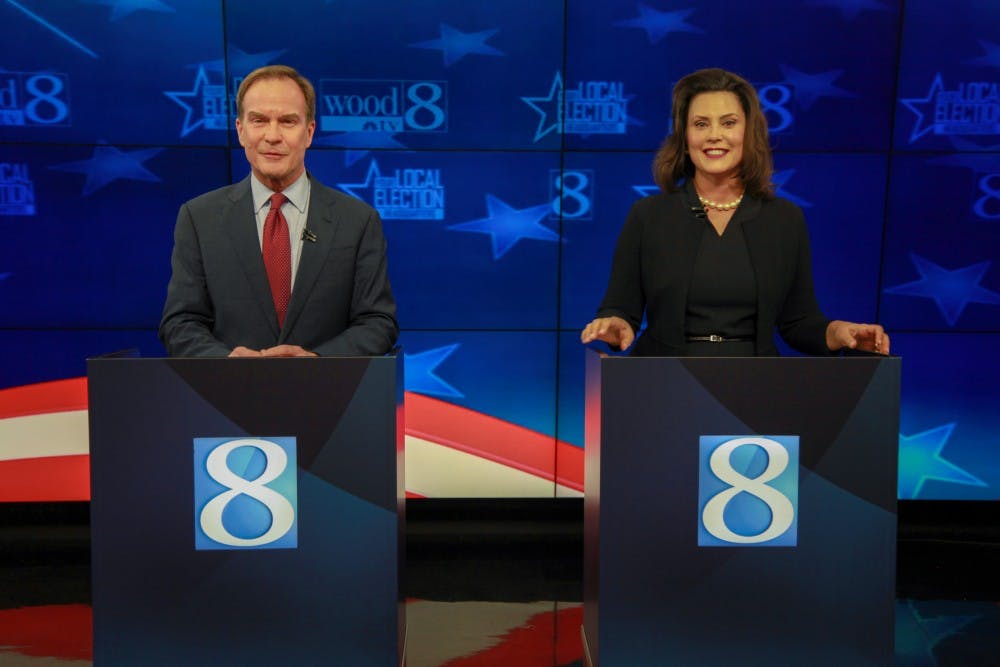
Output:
[{"left": 580, "top": 316, "right": 635, "bottom": 351}]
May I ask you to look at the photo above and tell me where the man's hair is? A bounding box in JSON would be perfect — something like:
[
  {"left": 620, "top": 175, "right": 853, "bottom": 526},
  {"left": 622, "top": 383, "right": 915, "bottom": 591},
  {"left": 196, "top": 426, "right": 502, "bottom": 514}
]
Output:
[
  {"left": 652, "top": 68, "right": 773, "bottom": 199},
  {"left": 236, "top": 65, "right": 316, "bottom": 124}
]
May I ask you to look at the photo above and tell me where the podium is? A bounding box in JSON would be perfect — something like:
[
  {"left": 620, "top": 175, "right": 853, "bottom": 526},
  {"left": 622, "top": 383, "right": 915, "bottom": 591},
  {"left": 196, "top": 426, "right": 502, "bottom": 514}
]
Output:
[
  {"left": 87, "top": 356, "right": 404, "bottom": 666},
  {"left": 582, "top": 354, "right": 900, "bottom": 667}
]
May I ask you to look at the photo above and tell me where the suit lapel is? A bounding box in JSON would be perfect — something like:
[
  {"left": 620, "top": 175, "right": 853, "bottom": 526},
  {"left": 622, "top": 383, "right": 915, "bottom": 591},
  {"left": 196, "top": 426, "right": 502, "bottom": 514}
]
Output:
[
  {"left": 225, "top": 177, "right": 280, "bottom": 339},
  {"left": 281, "top": 177, "right": 340, "bottom": 339},
  {"left": 735, "top": 196, "right": 775, "bottom": 346}
]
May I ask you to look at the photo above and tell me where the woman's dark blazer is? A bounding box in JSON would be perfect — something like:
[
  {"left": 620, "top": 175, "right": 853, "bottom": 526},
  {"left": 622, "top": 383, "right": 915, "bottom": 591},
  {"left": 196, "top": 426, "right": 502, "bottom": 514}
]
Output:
[{"left": 596, "top": 182, "right": 831, "bottom": 357}]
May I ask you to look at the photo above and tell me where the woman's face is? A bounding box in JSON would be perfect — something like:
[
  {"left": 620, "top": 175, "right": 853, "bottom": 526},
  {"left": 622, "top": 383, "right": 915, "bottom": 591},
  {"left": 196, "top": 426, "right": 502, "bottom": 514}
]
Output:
[{"left": 685, "top": 91, "right": 745, "bottom": 182}]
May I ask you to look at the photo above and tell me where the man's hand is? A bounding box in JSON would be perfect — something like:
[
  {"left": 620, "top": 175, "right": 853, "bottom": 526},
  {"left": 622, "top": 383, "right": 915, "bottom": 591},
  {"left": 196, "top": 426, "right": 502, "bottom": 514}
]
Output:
[
  {"left": 229, "top": 346, "right": 263, "bottom": 357},
  {"left": 261, "top": 345, "right": 318, "bottom": 357}
]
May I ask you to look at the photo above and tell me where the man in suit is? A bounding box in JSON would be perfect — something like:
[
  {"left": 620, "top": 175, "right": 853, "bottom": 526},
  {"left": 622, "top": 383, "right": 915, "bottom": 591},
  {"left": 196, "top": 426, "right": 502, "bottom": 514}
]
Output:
[{"left": 159, "top": 65, "right": 398, "bottom": 357}]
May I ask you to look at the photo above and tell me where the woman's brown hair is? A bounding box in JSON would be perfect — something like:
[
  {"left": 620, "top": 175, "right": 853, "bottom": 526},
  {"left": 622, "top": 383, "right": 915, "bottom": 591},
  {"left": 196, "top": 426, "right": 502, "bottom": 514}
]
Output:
[{"left": 652, "top": 68, "right": 773, "bottom": 199}]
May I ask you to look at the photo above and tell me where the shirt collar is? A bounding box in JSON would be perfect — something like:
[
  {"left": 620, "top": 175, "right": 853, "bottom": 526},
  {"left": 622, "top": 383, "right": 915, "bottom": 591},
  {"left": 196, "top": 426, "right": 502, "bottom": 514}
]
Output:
[{"left": 250, "top": 171, "right": 310, "bottom": 215}]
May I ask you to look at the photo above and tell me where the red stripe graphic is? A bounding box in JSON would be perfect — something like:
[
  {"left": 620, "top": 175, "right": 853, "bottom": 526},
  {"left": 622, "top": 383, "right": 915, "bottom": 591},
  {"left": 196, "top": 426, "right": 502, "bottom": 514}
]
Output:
[
  {"left": 0, "top": 380, "right": 585, "bottom": 501},
  {"left": 0, "top": 455, "right": 90, "bottom": 502},
  {"left": 0, "top": 377, "right": 87, "bottom": 419}
]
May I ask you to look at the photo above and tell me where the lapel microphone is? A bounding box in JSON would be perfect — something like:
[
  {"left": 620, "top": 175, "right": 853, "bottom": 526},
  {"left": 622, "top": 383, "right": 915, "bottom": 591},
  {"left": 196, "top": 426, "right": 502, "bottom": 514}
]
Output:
[{"left": 301, "top": 228, "right": 318, "bottom": 243}]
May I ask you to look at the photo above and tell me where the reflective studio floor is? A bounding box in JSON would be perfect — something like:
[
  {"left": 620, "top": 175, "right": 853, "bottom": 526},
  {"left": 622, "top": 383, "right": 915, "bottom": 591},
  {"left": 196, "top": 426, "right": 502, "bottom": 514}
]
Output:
[{"left": 2, "top": 500, "right": 999, "bottom": 666}]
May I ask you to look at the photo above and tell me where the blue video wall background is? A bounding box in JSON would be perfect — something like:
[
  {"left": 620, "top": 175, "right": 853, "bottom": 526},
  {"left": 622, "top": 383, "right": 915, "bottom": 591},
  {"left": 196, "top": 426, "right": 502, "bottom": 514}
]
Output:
[{"left": 1, "top": 0, "right": 997, "bottom": 500}]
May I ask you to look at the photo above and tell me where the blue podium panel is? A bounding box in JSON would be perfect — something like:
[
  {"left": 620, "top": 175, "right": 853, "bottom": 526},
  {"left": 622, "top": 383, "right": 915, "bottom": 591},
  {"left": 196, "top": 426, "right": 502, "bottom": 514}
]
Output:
[
  {"left": 88, "top": 356, "right": 404, "bottom": 667},
  {"left": 584, "top": 355, "right": 899, "bottom": 667}
]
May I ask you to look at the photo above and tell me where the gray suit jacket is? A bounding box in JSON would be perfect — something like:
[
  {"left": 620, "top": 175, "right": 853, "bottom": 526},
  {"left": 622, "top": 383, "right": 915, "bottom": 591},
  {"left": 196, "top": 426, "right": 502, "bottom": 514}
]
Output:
[{"left": 159, "top": 174, "right": 398, "bottom": 357}]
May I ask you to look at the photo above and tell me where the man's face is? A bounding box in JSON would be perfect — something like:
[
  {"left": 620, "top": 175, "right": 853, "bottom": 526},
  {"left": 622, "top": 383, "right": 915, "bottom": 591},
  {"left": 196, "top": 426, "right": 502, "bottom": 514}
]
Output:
[{"left": 236, "top": 77, "right": 315, "bottom": 192}]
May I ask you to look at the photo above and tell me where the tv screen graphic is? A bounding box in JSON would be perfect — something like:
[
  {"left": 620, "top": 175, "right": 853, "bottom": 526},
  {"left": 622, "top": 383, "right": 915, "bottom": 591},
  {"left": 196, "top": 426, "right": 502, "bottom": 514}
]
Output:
[
  {"left": 880, "top": 153, "right": 1000, "bottom": 332},
  {"left": 0, "top": 0, "right": 226, "bottom": 146},
  {"left": 0, "top": 329, "right": 162, "bottom": 391},
  {"left": 296, "top": 149, "right": 563, "bottom": 330},
  {"left": 893, "top": 0, "right": 1000, "bottom": 153},
  {"left": 1, "top": 0, "right": 997, "bottom": 501},
  {"left": 399, "top": 329, "right": 566, "bottom": 498},
  {"left": 771, "top": 152, "right": 886, "bottom": 325},
  {"left": 225, "top": 0, "right": 564, "bottom": 151},
  {"left": 559, "top": 151, "right": 665, "bottom": 330},
  {"left": 565, "top": 0, "right": 899, "bottom": 151},
  {"left": 0, "top": 144, "right": 230, "bottom": 329},
  {"left": 894, "top": 333, "right": 999, "bottom": 500}
]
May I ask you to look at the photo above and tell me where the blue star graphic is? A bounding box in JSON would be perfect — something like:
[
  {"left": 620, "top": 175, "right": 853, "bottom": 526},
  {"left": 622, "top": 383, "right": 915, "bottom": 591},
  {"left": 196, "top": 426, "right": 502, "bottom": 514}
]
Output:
[
  {"left": 49, "top": 142, "right": 163, "bottom": 196},
  {"left": 898, "top": 423, "right": 986, "bottom": 498},
  {"left": 336, "top": 159, "right": 382, "bottom": 203},
  {"left": 521, "top": 72, "right": 563, "bottom": 142},
  {"left": 164, "top": 66, "right": 226, "bottom": 137},
  {"left": 632, "top": 184, "right": 660, "bottom": 198},
  {"left": 194, "top": 46, "right": 288, "bottom": 76},
  {"left": 805, "top": 0, "right": 891, "bottom": 21},
  {"left": 0, "top": 272, "right": 11, "bottom": 282},
  {"left": 966, "top": 39, "right": 1000, "bottom": 69},
  {"left": 313, "top": 132, "right": 407, "bottom": 166},
  {"left": 613, "top": 3, "right": 702, "bottom": 45},
  {"left": 404, "top": 344, "right": 464, "bottom": 398},
  {"left": 900, "top": 75, "right": 945, "bottom": 144},
  {"left": 884, "top": 254, "right": 1000, "bottom": 326},
  {"left": 409, "top": 23, "right": 505, "bottom": 67},
  {"left": 83, "top": 0, "right": 175, "bottom": 21},
  {"left": 771, "top": 169, "right": 813, "bottom": 208},
  {"left": 780, "top": 65, "right": 855, "bottom": 111},
  {"left": 449, "top": 195, "right": 557, "bottom": 260}
]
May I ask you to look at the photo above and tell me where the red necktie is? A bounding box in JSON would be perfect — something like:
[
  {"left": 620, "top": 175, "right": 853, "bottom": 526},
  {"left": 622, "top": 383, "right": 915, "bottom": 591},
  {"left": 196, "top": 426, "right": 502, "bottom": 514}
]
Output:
[{"left": 262, "top": 192, "right": 291, "bottom": 327}]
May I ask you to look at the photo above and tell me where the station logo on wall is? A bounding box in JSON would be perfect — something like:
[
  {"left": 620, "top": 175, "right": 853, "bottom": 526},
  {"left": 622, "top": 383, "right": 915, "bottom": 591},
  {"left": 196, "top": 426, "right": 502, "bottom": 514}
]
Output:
[
  {"left": 338, "top": 158, "right": 445, "bottom": 221},
  {"left": 319, "top": 79, "right": 448, "bottom": 135},
  {"left": 0, "top": 162, "right": 36, "bottom": 216},
  {"left": 521, "top": 73, "right": 630, "bottom": 142},
  {"left": 901, "top": 74, "right": 1000, "bottom": 145},
  {"left": 0, "top": 71, "right": 72, "bottom": 129}
]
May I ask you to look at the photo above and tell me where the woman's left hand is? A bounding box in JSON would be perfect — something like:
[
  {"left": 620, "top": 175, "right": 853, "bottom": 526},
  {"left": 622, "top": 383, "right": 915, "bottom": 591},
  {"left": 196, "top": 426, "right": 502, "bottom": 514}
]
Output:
[{"left": 826, "top": 320, "right": 890, "bottom": 355}]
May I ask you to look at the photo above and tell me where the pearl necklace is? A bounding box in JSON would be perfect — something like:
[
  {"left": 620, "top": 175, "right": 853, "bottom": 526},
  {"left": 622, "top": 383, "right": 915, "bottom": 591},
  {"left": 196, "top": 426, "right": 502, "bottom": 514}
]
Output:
[{"left": 698, "top": 193, "right": 743, "bottom": 211}]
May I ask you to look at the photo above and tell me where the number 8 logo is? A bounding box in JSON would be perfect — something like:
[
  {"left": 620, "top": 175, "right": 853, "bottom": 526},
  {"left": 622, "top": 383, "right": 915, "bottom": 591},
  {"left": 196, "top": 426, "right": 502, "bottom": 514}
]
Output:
[
  {"left": 195, "top": 438, "right": 297, "bottom": 549},
  {"left": 698, "top": 436, "right": 798, "bottom": 546}
]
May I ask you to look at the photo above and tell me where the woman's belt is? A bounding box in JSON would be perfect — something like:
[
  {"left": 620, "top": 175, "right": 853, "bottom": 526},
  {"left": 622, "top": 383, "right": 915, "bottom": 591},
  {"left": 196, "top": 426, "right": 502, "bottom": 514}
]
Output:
[{"left": 686, "top": 335, "right": 754, "bottom": 343}]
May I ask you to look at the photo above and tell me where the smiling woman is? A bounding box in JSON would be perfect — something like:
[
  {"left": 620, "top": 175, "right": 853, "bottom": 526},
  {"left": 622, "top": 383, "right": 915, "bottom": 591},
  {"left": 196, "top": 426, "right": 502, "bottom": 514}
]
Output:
[{"left": 580, "top": 67, "right": 890, "bottom": 358}]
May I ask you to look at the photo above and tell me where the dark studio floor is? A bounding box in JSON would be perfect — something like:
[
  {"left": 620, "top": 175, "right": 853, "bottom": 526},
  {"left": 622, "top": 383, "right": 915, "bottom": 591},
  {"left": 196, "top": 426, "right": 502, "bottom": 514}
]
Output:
[{"left": 2, "top": 499, "right": 999, "bottom": 666}]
